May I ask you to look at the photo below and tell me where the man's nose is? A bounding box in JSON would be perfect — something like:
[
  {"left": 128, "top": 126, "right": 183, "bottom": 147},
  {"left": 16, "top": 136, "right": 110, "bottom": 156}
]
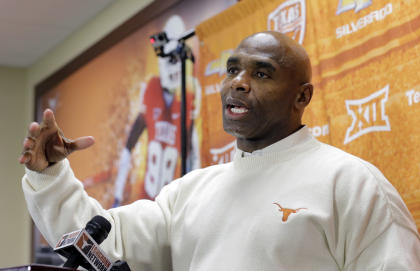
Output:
[{"left": 231, "top": 71, "right": 250, "bottom": 92}]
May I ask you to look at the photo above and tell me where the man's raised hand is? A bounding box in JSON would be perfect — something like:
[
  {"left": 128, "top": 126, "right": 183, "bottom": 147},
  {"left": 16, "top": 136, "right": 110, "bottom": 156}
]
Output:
[{"left": 19, "top": 109, "right": 95, "bottom": 172}]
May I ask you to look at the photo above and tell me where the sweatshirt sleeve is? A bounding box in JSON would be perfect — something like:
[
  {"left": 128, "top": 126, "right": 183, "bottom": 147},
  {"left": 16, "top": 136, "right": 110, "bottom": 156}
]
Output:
[
  {"left": 335, "top": 160, "right": 420, "bottom": 270},
  {"left": 22, "top": 159, "right": 178, "bottom": 271}
]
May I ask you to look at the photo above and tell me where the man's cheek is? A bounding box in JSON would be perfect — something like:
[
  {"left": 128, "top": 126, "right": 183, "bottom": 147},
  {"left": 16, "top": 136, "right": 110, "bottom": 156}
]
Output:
[
  {"left": 220, "top": 86, "right": 228, "bottom": 100},
  {"left": 221, "top": 78, "right": 230, "bottom": 91}
]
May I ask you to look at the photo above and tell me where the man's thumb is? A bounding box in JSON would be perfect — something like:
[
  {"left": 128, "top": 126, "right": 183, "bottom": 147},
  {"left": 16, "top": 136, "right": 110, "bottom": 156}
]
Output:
[{"left": 70, "top": 136, "right": 95, "bottom": 151}]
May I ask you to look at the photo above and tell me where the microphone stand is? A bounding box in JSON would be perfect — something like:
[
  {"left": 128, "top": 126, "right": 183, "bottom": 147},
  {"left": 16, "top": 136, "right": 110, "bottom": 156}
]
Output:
[{"left": 176, "top": 29, "right": 195, "bottom": 176}]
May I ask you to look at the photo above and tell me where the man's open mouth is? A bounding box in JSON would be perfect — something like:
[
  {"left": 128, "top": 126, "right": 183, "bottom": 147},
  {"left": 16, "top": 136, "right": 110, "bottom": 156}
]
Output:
[{"left": 228, "top": 105, "right": 249, "bottom": 114}]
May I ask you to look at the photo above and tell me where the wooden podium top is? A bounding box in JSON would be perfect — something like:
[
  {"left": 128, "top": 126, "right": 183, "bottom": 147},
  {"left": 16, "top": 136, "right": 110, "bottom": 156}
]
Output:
[{"left": 0, "top": 264, "right": 77, "bottom": 271}]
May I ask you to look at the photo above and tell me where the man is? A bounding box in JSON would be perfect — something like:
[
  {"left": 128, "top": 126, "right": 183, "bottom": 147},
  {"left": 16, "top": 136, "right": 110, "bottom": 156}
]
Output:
[
  {"left": 20, "top": 32, "right": 420, "bottom": 270},
  {"left": 113, "top": 15, "right": 199, "bottom": 207}
]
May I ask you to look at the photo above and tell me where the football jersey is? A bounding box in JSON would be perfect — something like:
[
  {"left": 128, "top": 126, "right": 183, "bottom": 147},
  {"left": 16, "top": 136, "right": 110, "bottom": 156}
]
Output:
[{"left": 141, "top": 76, "right": 194, "bottom": 198}]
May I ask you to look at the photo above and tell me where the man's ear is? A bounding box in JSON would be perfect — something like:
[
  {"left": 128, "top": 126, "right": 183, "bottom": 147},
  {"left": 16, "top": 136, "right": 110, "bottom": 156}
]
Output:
[{"left": 295, "top": 83, "right": 313, "bottom": 109}]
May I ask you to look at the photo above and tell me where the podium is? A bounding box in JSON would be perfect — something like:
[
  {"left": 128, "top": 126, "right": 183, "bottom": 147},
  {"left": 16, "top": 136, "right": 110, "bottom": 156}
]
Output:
[{"left": 0, "top": 265, "right": 76, "bottom": 271}]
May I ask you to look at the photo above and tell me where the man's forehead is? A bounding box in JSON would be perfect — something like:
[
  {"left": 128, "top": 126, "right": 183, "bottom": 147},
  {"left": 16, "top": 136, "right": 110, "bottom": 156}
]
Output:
[
  {"left": 232, "top": 33, "right": 286, "bottom": 66},
  {"left": 238, "top": 32, "right": 282, "bottom": 49},
  {"left": 227, "top": 51, "right": 279, "bottom": 71},
  {"left": 228, "top": 31, "right": 312, "bottom": 82}
]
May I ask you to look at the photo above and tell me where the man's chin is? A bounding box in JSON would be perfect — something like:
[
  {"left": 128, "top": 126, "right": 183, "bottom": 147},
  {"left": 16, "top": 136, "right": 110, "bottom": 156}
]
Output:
[{"left": 223, "top": 124, "right": 250, "bottom": 139}]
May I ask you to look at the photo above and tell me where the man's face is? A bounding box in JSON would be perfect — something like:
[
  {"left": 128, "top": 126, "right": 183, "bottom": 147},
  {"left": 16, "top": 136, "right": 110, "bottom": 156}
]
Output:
[{"left": 220, "top": 34, "right": 301, "bottom": 144}]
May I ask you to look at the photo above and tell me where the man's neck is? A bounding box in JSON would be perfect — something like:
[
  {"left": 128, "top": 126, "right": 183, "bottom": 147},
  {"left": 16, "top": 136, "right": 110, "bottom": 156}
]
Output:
[{"left": 236, "top": 125, "right": 304, "bottom": 153}]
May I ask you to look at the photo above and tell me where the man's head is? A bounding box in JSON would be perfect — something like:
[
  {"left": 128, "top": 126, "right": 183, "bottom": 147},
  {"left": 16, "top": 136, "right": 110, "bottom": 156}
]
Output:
[{"left": 221, "top": 31, "right": 313, "bottom": 152}]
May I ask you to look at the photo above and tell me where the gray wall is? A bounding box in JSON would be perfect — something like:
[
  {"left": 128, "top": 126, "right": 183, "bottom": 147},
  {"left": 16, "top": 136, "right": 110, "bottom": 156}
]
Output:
[{"left": 0, "top": 66, "right": 31, "bottom": 265}]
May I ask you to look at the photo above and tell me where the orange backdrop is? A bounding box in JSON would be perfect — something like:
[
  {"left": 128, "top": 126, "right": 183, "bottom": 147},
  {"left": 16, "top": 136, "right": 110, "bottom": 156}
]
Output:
[
  {"left": 37, "top": 0, "right": 235, "bottom": 207},
  {"left": 196, "top": 0, "right": 420, "bottom": 231},
  {"left": 37, "top": 0, "right": 420, "bottom": 231}
]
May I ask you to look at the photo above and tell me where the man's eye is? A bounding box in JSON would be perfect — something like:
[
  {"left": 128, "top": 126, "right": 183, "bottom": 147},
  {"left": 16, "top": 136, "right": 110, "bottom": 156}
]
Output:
[
  {"left": 227, "top": 67, "right": 238, "bottom": 74},
  {"left": 256, "top": 71, "right": 269, "bottom": 79}
]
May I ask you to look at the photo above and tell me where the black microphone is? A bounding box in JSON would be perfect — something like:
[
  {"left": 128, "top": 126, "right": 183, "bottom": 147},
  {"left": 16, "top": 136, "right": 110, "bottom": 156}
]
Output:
[
  {"left": 110, "top": 260, "right": 132, "bottom": 271},
  {"left": 54, "top": 215, "right": 113, "bottom": 271}
]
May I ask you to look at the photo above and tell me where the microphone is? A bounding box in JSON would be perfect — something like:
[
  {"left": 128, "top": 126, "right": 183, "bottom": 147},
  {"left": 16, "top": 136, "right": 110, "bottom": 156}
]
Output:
[
  {"left": 110, "top": 260, "right": 132, "bottom": 271},
  {"left": 54, "top": 215, "right": 113, "bottom": 271}
]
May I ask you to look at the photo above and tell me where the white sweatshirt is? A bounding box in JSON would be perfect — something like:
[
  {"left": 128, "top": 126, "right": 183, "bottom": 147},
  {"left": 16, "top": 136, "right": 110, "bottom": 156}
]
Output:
[{"left": 22, "top": 127, "right": 420, "bottom": 270}]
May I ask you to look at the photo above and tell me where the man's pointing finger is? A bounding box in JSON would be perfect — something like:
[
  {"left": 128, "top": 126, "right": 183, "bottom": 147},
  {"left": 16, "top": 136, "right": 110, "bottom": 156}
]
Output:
[{"left": 43, "top": 109, "right": 57, "bottom": 128}]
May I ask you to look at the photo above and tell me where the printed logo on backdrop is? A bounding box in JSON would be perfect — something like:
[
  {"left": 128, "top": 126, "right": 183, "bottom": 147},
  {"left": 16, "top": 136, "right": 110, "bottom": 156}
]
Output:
[
  {"left": 210, "top": 141, "right": 236, "bottom": 164},
  {"left": 308, "top": 124, "right": 329, "bottom": 138},
  {"left": 205, "top": 49, "right": 233, "bottom": 77},
  {"left": 204, "top": 49, "right": 233, "bottom": 95},
  {"left": 336, "top": 1, "right": 393, "bottom": 39},
  {"left": 344, "top": 85, "right": 391, "bottom": 144},
  {"left": 336, "top": 0, "right": 372, "bottom": 15},
  {"left": 267, "top": 0, "right": 306, "bottom": 44},
  {"left": 405, "top": 89, "right": 420, "bottom": 107}
]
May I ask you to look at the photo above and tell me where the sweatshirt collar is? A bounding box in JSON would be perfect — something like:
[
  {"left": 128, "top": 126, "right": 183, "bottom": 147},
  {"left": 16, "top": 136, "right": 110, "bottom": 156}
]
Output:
[{"left": 236, "top": 126, "right": 313, "bottom": 158}]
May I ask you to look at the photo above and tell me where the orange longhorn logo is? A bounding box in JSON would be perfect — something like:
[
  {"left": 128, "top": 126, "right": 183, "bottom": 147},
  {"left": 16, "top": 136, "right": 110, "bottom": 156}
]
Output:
[{"left": 273, "top": 203, "right": 307, "bottom": 222}]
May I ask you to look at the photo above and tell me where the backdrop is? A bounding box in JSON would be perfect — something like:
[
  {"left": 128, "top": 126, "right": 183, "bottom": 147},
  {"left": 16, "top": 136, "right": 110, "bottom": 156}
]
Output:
[
  {"left": 37, "top": 0, "right": 420, "bottom": 240},
  {"left": 196, "top": 0, "right": 420, "bottom": 231}
]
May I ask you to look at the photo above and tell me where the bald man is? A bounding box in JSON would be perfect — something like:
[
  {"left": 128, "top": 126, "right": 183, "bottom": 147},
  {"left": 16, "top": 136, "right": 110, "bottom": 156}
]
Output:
[{"left": 21, "top": 32, "right": 420, "bottom": 270}]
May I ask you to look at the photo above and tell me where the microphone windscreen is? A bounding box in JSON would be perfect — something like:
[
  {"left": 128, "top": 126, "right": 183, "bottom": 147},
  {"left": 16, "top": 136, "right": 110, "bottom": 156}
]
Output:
[{"left": 85, "top": 215, "right": 112, "bottom": 244}]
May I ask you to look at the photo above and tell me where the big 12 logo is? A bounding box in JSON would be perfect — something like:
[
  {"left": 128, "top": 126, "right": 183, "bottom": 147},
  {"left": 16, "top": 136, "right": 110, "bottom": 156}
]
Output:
[{"left": 344, "top": 85, "right": 391, "bottom": 144}]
